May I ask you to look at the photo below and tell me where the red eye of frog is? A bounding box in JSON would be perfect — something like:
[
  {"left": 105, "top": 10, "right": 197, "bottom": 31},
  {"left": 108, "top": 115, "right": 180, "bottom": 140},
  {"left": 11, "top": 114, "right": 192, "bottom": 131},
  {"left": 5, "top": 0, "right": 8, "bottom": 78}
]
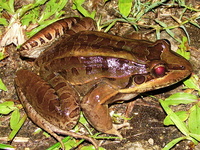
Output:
[{"left": 153, "top": 65, "right": 166, "bottom": 77}]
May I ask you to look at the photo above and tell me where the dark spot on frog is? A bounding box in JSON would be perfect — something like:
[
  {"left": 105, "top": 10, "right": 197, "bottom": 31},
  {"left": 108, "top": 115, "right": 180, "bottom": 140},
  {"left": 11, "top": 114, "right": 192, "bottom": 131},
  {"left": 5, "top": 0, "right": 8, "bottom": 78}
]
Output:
[
  {"left": 78, "top": 34, "right": 89, "bottom": 41},
  {"left": 116, "top": 40, "right": 126, "bottom": 48},
  {"left": 66, "top": 122, "right": 76, "bottom": 129},
  {"left": 86, "top": 66, "right": 93, "bottom": 74},
  {"left": 71, "top": 67, "right": 79, "bottom": 75},
  {"left": 55, "top": 28, "right": 61, "bottom": 37},
  {"left": 20, "top": 45, "right": 27, "bottom": 50},
  {"left": 49, "top": 100, "right": 59, "bottom": 112},
  {"left": 147, "top": 42, "right": 164, "bottom": 60},
  {"left": 39, "top": 37, "right": 45, "bottom": 44},
  {"left": 45, "top": 32, "right": 53, "bottom": 40},
  {"left": 36, "top": 85, "right": 51, "bottom": 103},
  {"left": 102, "top": 65, "right": 109, "bottom": 72},
  {"left": 70, "top": 57, "right": 81, "bottom": 64},
  {"left": 60, "top": 93, "right": 71, "bottom": 101},
  {"left": 54, "top": 82, "right": 67, "bottom": 91},
  {"left": 69, "top": 107, "right": 80, "bottom": 118},
  {"left": 58, "top": 70, "right": 68, "bottom": 79},
  {"left": 29, "top": 40, "right": 38, "bottom": 47},
  {"left": 96, "top": 37, "right": 111, "bottom": 45},
  {"left": 86, "top": 33, "right": 99, "bottom": 41}
]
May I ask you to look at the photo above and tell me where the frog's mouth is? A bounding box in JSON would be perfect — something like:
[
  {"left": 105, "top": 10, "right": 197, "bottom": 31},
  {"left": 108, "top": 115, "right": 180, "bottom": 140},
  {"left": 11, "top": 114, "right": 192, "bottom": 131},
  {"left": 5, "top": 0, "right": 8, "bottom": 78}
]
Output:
[{"left": 119, "top": 69, "right": 191, "bottom": 94}]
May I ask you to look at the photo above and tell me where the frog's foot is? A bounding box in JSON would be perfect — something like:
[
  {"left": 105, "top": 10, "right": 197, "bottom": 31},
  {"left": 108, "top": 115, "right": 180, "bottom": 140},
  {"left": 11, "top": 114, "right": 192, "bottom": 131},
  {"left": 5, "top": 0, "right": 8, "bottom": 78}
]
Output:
[
  {"left": 105, "top": 122, "right": 130, "bottom": 139},
  {"left": 103, "top": 126, "right": 122, "bottom": 138},
  {"left": 54, "top": 128, "right": 99, "bottom": 149},
  {"left": 113, "top": 122, "right": 130, "bottom": 130},
  {"left": 124, "top": 98, "right": 162, "bottom": 124},
  {"left": 101, "top": 123, "right": 130, "bottom": 142}
]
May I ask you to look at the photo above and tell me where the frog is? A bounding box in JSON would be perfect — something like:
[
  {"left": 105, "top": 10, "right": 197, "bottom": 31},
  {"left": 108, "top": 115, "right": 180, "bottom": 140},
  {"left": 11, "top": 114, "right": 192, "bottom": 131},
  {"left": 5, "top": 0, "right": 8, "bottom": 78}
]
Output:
[{"left": 15, "top": 17, "right": 192, "bottom": 149}]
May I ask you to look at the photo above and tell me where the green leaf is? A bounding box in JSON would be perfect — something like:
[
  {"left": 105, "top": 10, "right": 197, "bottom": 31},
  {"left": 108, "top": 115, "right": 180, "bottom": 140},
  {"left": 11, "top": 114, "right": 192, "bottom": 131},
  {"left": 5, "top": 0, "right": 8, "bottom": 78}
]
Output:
[
  {"left": 0, "top": 52, "right": 6, "bottom": 60},
  {"left": 17, "top": 0, "right": 48, "bottom": 19},
  {"left": 118, "top": 0, "right": 132, "bottom": 17},
  {"left": 38, "top": 0, "right": 68, "bottom": 23},
  {"left": 0, "top": 18, "right": 8, "bottom": 26},
  {"left": 0, "top": 143, "right": 14, "bottom": 149},
  {"left": 47, "top": 136, "right": 70, "bottom": 150},
  {"left": 0, "top": 101, "right": 14, "bottom": 108},
  {"left": 47, "top": 136, "right": 84, "bottom": 150},
  {"left": 164, "top": 92, "right": 197, "bottom": 105},
  {"left": 0, "top": 101, "right": 16, "bottom": 114},
  {"left": 179, "top": 26, "right": 190, "bottom": 44},
  {"left": 8, "top": 113, "right": 27, "bottom": 140},
  {"left": 72, "top": 0, "right": 96, "bottom": 18},
  {"left": 189, "top": 20, "right": 200, "bottom": 29},
  {"left": 176, "top": 36, "right": 190, "bottom": 60},
  {"left": 189, "top": 133, "right": 200, "bottom": 142},
  {"left": 27, "top": 19, "right": 58, "bottom": 37},
  {"left": 0, "top": 78, "right": 7, "bottom": 91},
  {"left": 164, "top": 111, "right": 188, "bottom": 126},
  {"left": 10, "top": 109, "right": 20, "bottom": 129},
  {"left": 183, "top": 75, "right": 200, "bottom": 93},
  {"left": 79, "top": 112, "right": 89, "bottom": 125},
  {"left": 188, "top": 105, "right": 200, "bottom": 135},
  {"left": 21, "top": 7, "right": 40, "bottom": 26},
  {"left": 0, "top": 0, "right": 14, "bottom": 14},
  {"left": 78, "top": 112, "right": 93, "bottom": 135},
  {"left": 64, "top": 138, "right": 79, "bottom": 149},
  {"left": 80, "top": 145, "right": 106, "bottom": 150},
  {"left": 155, "top": 19, "right": 181, "bottom": 42},
  {"left": 21, "top": 0, "right": 68, "bottom": 37},
  {"left": 159, "top": 99, "right": 189, "bottom": 136},
  {"left": 155, "top": 26, "right": 161, "bottom": 39},
  {"left": 162, "top": 136, "right": 186, "bottom": 150},
  {"left": 8, "top": 0, "right": 15, "bottom": 14}
]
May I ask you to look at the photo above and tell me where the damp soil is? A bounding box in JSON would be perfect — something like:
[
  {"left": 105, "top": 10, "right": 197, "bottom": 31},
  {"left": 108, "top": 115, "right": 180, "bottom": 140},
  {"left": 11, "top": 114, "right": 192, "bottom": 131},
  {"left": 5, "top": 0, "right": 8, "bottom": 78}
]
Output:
[{"left": 0, "top": 0, "right": 200, "bottom": 150}]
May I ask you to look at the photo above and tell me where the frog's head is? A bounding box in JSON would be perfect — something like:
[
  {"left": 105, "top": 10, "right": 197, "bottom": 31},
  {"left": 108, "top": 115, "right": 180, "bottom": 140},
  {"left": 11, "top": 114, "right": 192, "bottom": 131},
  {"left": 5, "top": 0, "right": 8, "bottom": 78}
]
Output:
[{"left": 120, "top": 39, "right": 192, "bottom": 94}]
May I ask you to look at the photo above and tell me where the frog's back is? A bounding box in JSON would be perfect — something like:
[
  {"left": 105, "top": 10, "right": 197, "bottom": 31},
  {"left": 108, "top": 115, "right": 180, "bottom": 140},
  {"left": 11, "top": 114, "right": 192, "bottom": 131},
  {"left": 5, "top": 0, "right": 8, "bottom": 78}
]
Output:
[
  {"left": 36, "top": 31, "right": 154, "bottom": 65},
  {"left": 36, "top": 31, "right": 153, "bottom": 85}
]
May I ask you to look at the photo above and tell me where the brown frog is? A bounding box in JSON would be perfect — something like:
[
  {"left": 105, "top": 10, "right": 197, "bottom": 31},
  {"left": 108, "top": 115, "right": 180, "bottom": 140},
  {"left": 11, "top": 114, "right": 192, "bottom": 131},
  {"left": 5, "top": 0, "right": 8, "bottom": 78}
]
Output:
[{"left": 15, "top": 17, "right": 192, "bottom": 149}]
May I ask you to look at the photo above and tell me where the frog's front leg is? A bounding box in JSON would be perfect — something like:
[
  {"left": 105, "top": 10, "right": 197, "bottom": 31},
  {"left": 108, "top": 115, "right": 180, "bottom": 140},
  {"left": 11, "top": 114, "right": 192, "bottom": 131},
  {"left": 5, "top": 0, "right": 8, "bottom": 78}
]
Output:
[
  {"left": 81, "top": 82, "right": 128, "bottom": 137},
  {"left": 15, "top": 69, "right": 98, "bottom": 149}
]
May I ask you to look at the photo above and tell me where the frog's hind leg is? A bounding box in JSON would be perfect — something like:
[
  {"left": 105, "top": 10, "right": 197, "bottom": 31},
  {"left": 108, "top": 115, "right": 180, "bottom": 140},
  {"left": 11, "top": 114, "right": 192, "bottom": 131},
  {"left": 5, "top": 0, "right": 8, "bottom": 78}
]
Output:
[
  {"left": 16, "top": 89, "right": 98, "bottom": 149},
  {"left": 15, "top": 69, "right": 98, "bottom": 149}
]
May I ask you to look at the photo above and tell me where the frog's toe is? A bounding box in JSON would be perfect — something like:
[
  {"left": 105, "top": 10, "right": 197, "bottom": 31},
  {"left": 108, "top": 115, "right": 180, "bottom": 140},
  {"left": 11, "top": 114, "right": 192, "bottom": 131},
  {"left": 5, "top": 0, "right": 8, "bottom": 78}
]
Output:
[
  {"left": 104, "top": 126, "right": 123, "bottom": 139},
  {"left": 113, "top": 122, "right": 130, "bottom": 130}
]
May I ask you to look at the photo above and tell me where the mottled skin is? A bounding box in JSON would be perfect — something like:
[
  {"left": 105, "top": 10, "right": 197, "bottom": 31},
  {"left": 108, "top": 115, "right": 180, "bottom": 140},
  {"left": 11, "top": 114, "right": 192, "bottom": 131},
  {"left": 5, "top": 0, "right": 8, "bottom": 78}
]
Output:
[{"left": 15, "top": 17, "right": 192, "bottom": 149}]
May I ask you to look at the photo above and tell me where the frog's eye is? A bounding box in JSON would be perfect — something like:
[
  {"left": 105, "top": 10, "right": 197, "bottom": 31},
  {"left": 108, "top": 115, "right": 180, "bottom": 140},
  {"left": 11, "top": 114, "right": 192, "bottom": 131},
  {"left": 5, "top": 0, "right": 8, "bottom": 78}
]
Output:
[
  {"left": 153, "top": 65, "right": 166, "bottom": 77},
  {"left": 134, "top": 75, "right": 146, "bottom": 84}
]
